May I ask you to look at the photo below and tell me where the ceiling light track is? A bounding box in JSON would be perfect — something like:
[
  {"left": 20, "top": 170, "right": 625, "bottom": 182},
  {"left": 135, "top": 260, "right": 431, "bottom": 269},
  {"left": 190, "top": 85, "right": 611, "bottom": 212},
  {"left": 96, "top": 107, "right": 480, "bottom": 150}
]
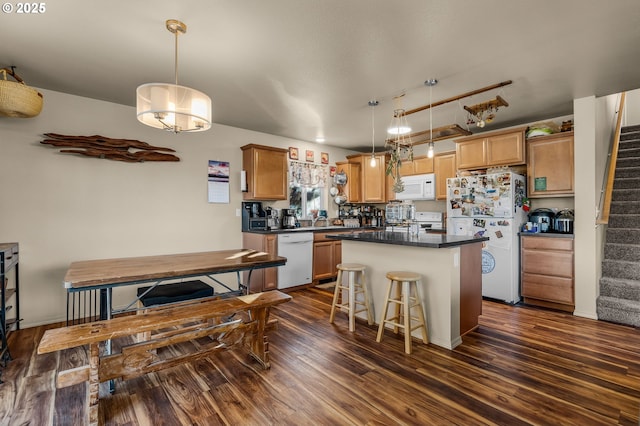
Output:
[{"left": 400, "top": 80, "right": 512, "bottom": 117}]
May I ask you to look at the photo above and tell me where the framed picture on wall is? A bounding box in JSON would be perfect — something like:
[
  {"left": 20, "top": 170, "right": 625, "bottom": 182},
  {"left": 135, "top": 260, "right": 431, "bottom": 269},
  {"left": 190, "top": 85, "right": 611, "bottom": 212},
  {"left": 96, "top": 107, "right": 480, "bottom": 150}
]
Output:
[
  {"left": 289, "top": 147, "right": 299, "bottom": 160},
  {"left": 306, "top": 150, "right": 314, "bottom": 162},
  {"left": 321, "top": 152, "right": 329, "bottom": 164}
]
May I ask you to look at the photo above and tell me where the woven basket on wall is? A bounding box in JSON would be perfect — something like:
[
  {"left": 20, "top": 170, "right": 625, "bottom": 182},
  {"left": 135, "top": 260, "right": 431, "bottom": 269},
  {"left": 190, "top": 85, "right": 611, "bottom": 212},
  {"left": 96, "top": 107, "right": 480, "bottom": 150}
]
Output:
[{"left": 0, "top": 68, "right": 43, "bottom": 118}]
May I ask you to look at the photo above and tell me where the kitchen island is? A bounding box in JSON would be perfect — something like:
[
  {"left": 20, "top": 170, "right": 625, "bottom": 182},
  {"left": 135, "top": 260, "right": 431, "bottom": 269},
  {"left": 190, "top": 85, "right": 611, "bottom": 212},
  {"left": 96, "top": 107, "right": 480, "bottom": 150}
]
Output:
[{"left": 327, "top": 231, "right": 488, "bottom": 350}]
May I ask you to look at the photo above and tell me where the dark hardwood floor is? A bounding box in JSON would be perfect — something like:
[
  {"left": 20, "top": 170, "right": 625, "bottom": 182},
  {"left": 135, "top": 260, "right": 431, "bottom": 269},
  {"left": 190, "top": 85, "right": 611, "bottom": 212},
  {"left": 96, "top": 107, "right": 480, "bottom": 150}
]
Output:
[{"left": 1, "top": 287, "right": 640, "bottom": 425}]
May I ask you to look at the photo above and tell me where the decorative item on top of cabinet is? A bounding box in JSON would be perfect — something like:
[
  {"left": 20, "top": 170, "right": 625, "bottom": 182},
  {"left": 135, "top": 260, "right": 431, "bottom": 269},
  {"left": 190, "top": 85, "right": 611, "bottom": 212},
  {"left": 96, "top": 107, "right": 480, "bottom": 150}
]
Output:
[
  {"left": 521, "top": 235, "right": 574, "bottom": 312},
  {"left": 433, "top": 151, "right": 456, "bottom": 200},
  {"left": 526, "top": 131, "right": 574, "bottom": 198},
  {"left": 241, "top": 144, "right": 288, "bottom": 200},
  {"left": 242, "top": 233, "right": 278, "bottom": 292},
  {"left": 455, "top": 127, "right": 526, "bottom": 170}
]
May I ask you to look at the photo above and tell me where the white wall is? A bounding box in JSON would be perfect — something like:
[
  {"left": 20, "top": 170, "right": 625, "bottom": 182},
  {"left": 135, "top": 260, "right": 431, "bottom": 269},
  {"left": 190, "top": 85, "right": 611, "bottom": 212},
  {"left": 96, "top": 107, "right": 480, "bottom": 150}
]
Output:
[
  {"left": 623, "top": 88, "right": 640, "bottom": 125},
  {"left": 573, "top": 96, "right": 599, "bottom": 319},
  {"left": 0, "top": 89, "right": 354, "bottom": 326},
  {"left": 572, "top": 93, "right": 632, "bottom": 319}
]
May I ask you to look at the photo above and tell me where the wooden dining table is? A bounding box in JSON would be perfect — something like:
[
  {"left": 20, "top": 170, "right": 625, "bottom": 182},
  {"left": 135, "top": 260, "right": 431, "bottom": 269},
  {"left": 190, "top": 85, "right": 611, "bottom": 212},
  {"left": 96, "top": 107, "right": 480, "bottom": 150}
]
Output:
[
  {"left": 64, "top": 248, "right": 287, "bottom": 324},
  {"left": 62, "top": 248, "right": 287, "bottom": 393}
]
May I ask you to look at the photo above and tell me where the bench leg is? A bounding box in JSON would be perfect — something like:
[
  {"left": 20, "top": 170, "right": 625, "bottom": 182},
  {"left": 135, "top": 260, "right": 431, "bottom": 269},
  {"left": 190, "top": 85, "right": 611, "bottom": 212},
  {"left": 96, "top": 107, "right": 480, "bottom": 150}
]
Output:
[
  {"left": 135, "top": 304, "right": 151, "bottom": 343},
  {"left": 88, "top": 342, "right": 100, "bottom": 426},
  {"left": 248, "top": 306, "right": 271, "bottom": 369}
]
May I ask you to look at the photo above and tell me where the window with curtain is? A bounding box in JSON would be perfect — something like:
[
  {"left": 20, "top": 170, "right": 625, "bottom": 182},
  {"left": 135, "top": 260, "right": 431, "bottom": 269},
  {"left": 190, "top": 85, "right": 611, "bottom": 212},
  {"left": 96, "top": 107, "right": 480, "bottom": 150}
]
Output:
[{"left": 289, "top": 161, "right": 328, "bottom": 219}]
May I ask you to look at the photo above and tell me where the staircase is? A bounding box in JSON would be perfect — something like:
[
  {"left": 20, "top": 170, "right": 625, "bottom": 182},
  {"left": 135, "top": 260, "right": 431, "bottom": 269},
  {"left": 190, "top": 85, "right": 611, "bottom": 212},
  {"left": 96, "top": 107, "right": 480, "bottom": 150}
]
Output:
[{"left": 597, "top": 124, "right": 640, "bottom": 327}]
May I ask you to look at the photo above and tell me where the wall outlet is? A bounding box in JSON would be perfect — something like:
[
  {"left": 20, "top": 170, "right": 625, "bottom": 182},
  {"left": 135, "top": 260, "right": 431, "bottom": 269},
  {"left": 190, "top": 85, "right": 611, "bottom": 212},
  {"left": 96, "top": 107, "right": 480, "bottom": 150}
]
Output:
[{"left": 236, "top": 208, "right": 241, "bottom": 217}]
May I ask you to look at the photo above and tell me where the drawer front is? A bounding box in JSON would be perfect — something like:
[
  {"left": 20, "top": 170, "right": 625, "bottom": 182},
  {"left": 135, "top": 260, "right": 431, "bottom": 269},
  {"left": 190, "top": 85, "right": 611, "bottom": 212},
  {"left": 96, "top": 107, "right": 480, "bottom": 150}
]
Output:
[
  {"left": 314, "top": 230, "right": 353, "bottom": 242},
  {"left": 522, "top": 273, "right": 574, "bottom": 304},
  {"left": 522, "top": 249, "right": 573, "bottom": 278},
  {"left": 522, "top": 236, "right": 573, "bottom": 251},
  {"left": 314, "top": 232, "right": 329, "bottom": 242}
]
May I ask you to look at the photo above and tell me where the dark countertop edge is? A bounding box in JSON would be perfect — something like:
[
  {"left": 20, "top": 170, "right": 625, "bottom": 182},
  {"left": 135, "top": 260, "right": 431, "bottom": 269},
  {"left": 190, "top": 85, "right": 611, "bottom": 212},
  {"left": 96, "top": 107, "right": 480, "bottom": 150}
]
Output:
[
  {"left": 326, "top": 231, "right": 489, "bottom": 249},
  {"left": 519, "top": 232, "right": 574, "bottom": 239},
  {"left": 243, "top": 226, "right": 382, "bottom": 235}
]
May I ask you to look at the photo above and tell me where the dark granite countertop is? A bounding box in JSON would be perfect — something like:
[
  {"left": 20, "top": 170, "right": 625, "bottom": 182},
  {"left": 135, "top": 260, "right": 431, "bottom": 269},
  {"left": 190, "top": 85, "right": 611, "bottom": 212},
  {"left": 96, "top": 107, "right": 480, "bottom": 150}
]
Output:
[
  {"left": 243, "top": 226, "right": 382, "bottom": 235},
  {"left": 326, "top": 231, "right": 489, "bottom": 248},
  {"left": 519, "top": 232, "right": 574, "bottom": 239}
]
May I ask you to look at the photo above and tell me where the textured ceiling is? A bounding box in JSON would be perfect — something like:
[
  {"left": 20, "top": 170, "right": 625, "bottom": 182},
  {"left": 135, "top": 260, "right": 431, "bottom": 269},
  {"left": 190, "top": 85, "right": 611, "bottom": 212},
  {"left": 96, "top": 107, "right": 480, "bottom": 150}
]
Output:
[{"left": 2, "top": 0, "right": 640, "bottom": 151}]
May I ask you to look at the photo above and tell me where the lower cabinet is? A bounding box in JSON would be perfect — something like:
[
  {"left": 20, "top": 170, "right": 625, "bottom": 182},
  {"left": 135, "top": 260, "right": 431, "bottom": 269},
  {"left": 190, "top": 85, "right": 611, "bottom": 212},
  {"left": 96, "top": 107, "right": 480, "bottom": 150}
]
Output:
[
  {"left": 521, "top": 235, "right": 574, "bottom": 312},
  {"left": 242, "top": 233, "right": 278, "bottom": 292},
  {"left": 313, "top": 233, "right": 342, "bottom": 283},
  {"left": 245, "top": 230, "right": 374, "bottom": 289}
]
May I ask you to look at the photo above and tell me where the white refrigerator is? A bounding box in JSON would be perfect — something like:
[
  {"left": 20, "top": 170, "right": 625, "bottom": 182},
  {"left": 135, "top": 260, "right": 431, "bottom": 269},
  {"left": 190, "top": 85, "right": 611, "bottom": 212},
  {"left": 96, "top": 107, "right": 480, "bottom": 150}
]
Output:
[{"left": 446, "top": 172, "right": 527, "bottom": 304}]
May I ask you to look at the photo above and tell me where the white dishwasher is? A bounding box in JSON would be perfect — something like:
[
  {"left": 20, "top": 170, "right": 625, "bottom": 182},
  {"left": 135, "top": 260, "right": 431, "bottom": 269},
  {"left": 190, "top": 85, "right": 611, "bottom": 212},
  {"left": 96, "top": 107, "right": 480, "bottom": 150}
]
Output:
[{"left": 277, "top": 232, "right": 313, "bottom": 289}]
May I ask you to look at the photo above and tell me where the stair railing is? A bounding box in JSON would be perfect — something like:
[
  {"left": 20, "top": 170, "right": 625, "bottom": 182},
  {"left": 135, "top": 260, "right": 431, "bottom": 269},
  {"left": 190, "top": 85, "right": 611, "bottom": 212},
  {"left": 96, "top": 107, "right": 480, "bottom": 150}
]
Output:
[{"left": 597, "top": 92, "right": 626, "bottom": 225}]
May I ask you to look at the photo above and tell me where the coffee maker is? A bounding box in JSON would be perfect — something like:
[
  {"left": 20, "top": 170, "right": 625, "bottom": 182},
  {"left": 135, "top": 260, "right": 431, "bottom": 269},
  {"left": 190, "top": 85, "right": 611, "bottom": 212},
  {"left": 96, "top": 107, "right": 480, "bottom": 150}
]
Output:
[
  {"left": 241, "top": 202, "right": 268, "bottom": 231},
  {"left": 281, "top": 209, "right": 297, "bottom": 229},
  {"left": 265, "top": 207, "right": 280, "bottom": 230}
]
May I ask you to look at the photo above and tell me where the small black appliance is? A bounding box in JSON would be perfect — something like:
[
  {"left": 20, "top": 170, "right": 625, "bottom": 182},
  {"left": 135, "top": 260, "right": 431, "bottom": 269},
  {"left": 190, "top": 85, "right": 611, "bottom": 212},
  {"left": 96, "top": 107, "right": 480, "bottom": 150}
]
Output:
[
  {"left": 242, "top": 202, "right": 268, "bottom": 231},
  {"left": 528, "top": 208, "right": 555, "bottom": 233},
  {"left": 281, "top": 209, "right": 297, "bottom": 229}
]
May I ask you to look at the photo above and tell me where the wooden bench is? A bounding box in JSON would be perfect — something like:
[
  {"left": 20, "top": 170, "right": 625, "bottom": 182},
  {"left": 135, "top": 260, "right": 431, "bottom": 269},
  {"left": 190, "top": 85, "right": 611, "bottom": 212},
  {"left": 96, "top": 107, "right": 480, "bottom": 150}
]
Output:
[{"left": 38, "top": 290, "right": 292, "bottom": 426}]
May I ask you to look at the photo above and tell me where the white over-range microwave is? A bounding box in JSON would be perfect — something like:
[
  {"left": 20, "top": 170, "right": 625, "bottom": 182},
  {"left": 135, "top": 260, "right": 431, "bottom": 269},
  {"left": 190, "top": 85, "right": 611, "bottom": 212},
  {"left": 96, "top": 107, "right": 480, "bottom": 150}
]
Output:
[{"left": 394, "top": 173, "right": 436, "bottom": 201}]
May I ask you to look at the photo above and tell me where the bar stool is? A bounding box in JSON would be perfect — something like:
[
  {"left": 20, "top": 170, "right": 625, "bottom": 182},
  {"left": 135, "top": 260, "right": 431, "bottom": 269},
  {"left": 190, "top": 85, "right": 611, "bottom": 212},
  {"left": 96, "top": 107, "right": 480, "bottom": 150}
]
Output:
[
  {"left": 376, "top": 271, "right": 428, "bottom": 354},
  {"left": 329, "top": 263, "right": 374, "bottom": 332}
]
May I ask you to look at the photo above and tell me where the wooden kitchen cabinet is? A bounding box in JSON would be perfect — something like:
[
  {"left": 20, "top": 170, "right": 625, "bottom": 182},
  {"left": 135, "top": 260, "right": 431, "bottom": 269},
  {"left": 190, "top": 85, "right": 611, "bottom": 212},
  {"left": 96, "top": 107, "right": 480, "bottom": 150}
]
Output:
[
  {"left": 347, "top": 154, "right": 389, "bottom": 202},
  {"left": 399, "top": 155, "right": 434, "bottom": 176},
  {"left": 527, "top": 132, "right": 574, "bottom": 198},
  {"left": 313, "top": 241, "right": 336, "bottom": 281},
  {"left": 433, "top": 151, "right": 457, "bottom": 200},
  {"left": 242, "top": 233, "right": 278, "bottom": 292},
  {"left": 521, "top": 235, "right": 574, "bottom": 312},
  {"left": 363, "top": 154, "right": 386, "bottom": 202},
  {"left": 241, "top": 144, "right": 288, "bottom": 200},
  {"left": 336, "top": 161, "right": 361, "bottom": 203},
  {"left": 312, "top": 232, "right": 342, "bottom": 283},
  {"left": 455, "top": 127, "right": 526, "bottom": 170}
]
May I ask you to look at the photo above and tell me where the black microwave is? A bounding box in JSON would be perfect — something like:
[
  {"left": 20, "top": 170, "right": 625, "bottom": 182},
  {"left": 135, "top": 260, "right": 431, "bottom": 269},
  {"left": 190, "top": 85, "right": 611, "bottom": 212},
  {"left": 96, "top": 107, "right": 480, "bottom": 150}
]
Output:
[{"left": 248, "top": 218, "right": 268, "bottom": 231}]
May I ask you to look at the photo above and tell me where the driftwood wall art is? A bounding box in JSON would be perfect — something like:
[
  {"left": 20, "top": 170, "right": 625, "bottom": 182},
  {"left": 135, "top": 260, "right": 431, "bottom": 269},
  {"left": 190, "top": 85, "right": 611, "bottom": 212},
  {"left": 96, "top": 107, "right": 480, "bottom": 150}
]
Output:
[{"left": 40, "top": 133, "right": 180, "bottom": 162}]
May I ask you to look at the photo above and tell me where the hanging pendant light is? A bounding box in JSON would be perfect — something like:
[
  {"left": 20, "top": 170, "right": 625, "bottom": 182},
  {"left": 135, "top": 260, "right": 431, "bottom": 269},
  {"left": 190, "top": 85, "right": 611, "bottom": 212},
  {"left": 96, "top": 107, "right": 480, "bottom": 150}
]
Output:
[
  {"left": 136, "top": 19, "right": 212, "bottom": 133},
  {"left": 368, "top": 100, "right": 378, "bottom": 167},
  {"left": 425, "top": 79, "right": 438, "bottom": 158},
  {"left": 387, "top": 93, "right": 411, "bottom": 136}
]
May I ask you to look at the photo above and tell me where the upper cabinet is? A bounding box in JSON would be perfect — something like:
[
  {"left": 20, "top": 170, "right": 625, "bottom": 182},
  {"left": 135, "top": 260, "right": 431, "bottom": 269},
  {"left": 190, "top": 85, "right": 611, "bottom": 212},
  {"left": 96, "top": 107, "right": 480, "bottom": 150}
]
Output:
[
  {"left": 527, "top": 132, "right": 574, "bottom": 198},
  {"left": 336, "top": 161, "right": 362, "bottom": 203},
  {"left": 362, "top": 154, "right": 388, "bottom": 202},
  {"left": 399, "top": 155, "right": 434, "bottom": 176},
  {"left": 455, "top": 127, "right": 526, "bottom": 170},
  {"left": 347, "top": 154, "right": 389, "bottom": 203},
  {"left": 433, "top": 151, "right": 457, "bottom": 200},
  {"left": 241, "top": 144, "right": 288, "bottom": 200}
]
